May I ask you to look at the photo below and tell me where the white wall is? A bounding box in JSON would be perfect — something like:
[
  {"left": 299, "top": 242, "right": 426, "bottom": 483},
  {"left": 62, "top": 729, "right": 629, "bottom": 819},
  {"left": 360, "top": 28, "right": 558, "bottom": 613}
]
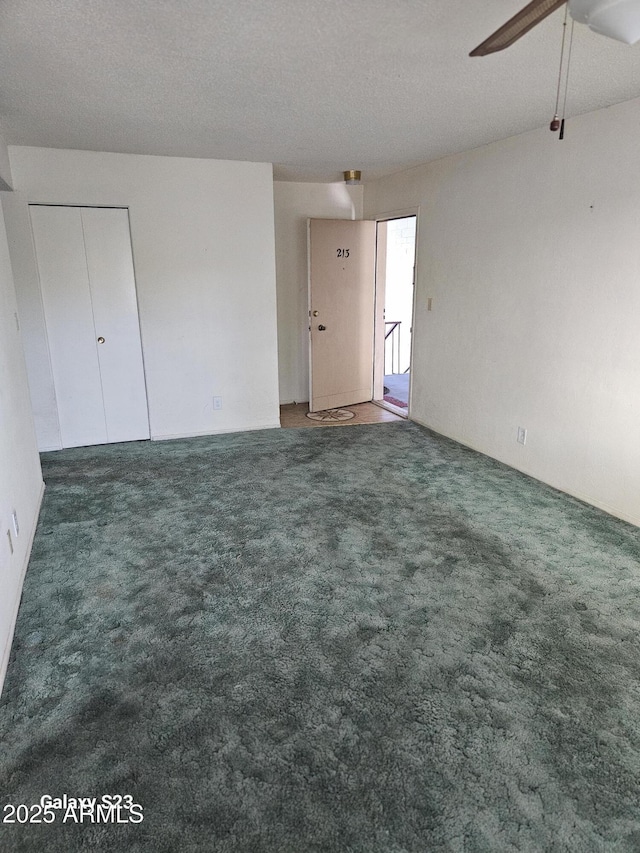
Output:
[
  {"left": 4, "top": 147, "right": 280, "bottom": 447},
  {"left": 0, "top": 202, "right": 43, "bottom": 693},
  {"left": 274, "top": 181, "right": 363, "bottom": 403},
  {"left": 365, "top": 97, "right": 640, "bottom": 527}
]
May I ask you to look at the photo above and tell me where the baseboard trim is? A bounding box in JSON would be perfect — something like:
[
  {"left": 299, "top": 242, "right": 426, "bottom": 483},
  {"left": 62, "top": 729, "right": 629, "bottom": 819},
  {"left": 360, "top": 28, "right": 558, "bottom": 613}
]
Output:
[
  {"left": 151, "top": 422, "right": 282, "bottom": 441},
  {"left": 0, "top": 479, "right": 45, "bottom": 697},
  {"left": 409, "top": 415, "right": 640, "bottom": 529}
]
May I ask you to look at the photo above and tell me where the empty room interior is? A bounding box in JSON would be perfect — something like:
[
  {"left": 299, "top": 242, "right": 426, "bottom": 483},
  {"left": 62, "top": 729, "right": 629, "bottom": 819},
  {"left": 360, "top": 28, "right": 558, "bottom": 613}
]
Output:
[{"left": 1, "top": 1, "right": 640, "bottom": 850}]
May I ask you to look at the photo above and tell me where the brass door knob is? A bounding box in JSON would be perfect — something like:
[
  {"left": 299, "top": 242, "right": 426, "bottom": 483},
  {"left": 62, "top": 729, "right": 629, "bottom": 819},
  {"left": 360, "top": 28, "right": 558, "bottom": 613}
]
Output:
[
  {"left": 312, "top": 310, "right": 319, "bottom": 317},
  {"left": 97, "top": 336, "right": 105, "bottom": 344}
]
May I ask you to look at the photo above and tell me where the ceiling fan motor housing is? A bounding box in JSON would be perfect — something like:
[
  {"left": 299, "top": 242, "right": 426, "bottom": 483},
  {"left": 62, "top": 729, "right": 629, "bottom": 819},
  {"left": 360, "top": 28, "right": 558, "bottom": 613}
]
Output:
[{"left": 569, "top": 0, "right": 640, "bottom": 44}]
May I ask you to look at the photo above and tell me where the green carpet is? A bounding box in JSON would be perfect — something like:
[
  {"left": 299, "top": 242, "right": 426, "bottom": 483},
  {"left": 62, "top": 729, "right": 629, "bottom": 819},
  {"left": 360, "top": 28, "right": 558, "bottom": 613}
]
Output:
[{"left": 1, "top": 421, "right": 639, "bottom": 852}]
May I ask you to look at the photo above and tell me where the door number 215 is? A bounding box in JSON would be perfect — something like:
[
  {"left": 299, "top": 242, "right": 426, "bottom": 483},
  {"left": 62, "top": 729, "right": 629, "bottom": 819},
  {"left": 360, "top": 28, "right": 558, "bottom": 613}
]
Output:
[{"left": 336, "top": 248, "right": 350, "bottom": 258}]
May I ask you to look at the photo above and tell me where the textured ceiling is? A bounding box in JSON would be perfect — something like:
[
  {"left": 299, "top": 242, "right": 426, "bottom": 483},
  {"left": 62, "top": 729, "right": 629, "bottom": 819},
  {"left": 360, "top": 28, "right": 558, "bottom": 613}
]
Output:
[{"left": 1, "top": 0, "right": 639, "bottom": 181}]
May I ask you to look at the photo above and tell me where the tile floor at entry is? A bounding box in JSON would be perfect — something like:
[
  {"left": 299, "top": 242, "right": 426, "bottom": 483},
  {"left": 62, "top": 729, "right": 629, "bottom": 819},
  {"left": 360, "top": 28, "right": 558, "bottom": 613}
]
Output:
[{"left": 280, "top": 402, "right": 404, "bottom": 429}]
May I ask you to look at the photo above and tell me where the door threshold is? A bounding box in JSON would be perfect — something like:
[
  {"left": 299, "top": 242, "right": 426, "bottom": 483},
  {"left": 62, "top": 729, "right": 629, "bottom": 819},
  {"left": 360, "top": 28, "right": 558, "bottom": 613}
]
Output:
[{"left": 373, "top": 399, "right": 408, "bottom": 419}]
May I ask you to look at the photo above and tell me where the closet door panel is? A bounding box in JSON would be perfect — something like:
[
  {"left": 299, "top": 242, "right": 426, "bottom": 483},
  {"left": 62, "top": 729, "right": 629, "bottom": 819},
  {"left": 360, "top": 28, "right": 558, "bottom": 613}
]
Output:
[
  {"left": 29, "top": 205, "right": 108, "bottom": 448},
  {"left": 81, "top": 207, "right": 149, "bottom": 443}
]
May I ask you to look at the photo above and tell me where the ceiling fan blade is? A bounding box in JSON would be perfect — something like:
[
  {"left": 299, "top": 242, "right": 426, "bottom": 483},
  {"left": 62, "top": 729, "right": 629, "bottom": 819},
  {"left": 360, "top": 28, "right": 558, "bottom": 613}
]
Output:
[{"left": 470, "top": 0, "right": 567, "bottom": 56}]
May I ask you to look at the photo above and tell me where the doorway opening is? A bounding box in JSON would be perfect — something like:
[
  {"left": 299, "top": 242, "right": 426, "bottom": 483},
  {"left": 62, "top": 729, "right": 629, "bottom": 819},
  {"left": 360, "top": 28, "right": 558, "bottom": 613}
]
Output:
[{"left": 373, "top": 215, "right": 417, "bottom": 417}]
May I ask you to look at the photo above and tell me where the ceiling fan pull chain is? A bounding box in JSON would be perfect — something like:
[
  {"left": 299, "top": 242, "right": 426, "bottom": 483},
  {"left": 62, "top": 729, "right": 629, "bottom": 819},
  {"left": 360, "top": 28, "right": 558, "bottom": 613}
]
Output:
[
  {"left": 559, "top": 17, "right": 576, "bottom": 139},
  {"left": 551, "top": 3, "right": 570, "bottom": 132}
]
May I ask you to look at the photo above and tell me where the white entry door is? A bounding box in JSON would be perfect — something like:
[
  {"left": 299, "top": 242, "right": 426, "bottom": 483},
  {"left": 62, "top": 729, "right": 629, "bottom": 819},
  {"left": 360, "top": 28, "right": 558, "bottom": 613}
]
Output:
[
  {"left": 308, "top": 219, "right": 376, "bottom": 412},
  {"left": 30, "top": 205, "right": 150, "bottom": 449}
]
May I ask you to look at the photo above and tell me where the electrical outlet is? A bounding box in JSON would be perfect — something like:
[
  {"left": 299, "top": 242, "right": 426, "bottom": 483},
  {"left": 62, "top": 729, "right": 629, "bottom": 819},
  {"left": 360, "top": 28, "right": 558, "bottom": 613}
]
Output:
[
  {"left": 517, "top": 426, "right": 527, "bottom": 445},
  {"left": 213, "top": 396, "right": 223, "bottom": 411},
  {"left": 11, "top": 511, "right": 19, "bottom": 537},
  {"left": 6, "top": 529, "right": 13, "bottom": 555}
]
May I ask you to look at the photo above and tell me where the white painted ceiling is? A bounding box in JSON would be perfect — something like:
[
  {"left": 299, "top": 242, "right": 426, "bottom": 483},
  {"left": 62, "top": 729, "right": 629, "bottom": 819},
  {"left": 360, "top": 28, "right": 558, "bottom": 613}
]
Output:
[{"left": 1, "top": 0, "right": 639, "bottom": 181}]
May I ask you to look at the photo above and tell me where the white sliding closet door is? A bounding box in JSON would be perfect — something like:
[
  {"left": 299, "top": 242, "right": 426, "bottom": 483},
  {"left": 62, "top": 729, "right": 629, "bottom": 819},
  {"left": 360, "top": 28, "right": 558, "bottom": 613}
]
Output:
[
  {"left": 80, "top": 208, "right": 149, "bottom": 444},
  {"left": 30, "top": 205, "right": 150, "bottom": 449}
]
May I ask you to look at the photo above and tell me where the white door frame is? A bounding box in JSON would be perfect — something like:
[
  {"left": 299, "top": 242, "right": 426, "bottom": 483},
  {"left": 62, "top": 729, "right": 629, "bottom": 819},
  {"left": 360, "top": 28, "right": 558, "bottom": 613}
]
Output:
[{"left": 373, "top": 207, "right": 420, "bottom": 418}]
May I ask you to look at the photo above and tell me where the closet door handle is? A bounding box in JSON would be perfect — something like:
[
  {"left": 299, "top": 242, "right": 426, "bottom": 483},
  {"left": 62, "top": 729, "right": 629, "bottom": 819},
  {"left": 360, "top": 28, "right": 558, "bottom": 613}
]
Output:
[{"left": 97, "top": 336, "right": 105, "bottom": 344}]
